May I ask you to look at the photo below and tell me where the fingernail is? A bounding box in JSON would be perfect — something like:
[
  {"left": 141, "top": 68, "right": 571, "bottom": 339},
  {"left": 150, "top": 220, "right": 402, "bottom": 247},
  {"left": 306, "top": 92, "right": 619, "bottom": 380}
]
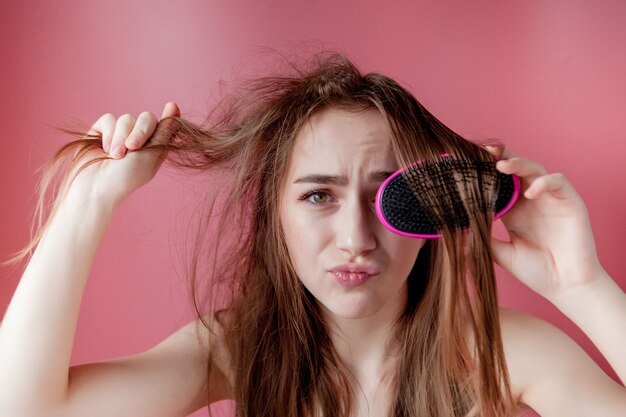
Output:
[{"left": 486, "top": 145, "right": 500, "bottom": 153}]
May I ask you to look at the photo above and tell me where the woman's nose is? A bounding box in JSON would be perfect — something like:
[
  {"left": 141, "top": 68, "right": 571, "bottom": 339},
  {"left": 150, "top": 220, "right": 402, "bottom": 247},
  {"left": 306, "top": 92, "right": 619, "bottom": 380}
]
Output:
[{"left": 335, "top": 198, "right": 377, "bottom": 257}]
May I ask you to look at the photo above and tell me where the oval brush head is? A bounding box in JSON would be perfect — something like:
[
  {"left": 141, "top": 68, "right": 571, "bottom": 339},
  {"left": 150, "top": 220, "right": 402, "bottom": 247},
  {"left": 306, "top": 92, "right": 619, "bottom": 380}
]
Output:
[{"left": 375, "top": 154, "right": 520, "bottom": 239}]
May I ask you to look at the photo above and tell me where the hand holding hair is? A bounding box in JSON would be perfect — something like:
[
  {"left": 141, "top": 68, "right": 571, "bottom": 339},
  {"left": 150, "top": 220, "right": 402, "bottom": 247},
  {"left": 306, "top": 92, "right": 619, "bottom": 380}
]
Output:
[{"left": 67, "top": 102, "right": 181, "bottom": 207}]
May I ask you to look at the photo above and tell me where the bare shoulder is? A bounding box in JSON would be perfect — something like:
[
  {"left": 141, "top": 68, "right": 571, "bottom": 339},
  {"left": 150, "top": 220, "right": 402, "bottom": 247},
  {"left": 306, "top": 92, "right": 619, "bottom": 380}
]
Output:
[
  {"left": 498, "top": 306, "right": 626, "bottom": 416},
  {"left": 147, "top": 309, "right": 235, "bottom": 405},
  {"left": 59, "top": 310, "right": 233, "bottom": 417}
]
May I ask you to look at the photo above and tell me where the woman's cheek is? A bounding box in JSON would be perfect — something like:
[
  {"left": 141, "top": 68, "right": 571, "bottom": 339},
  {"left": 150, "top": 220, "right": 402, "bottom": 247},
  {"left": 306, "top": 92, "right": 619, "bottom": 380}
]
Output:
[{"left": 283, "top": 209, "right": 321, "bottom": 272}]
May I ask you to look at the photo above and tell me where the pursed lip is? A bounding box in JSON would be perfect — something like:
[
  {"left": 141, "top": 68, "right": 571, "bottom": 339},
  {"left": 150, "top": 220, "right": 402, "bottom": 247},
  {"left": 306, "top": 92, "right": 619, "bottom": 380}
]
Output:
[{"left": 329, "top": 263, "right": 382, "bottom": 275}]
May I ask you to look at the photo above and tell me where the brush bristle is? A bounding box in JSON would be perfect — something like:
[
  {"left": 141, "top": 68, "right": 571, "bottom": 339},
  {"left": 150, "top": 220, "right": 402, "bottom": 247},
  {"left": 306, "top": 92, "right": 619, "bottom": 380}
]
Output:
[{"left": 379, "top": 157, "right": 516, "bottom": 237}]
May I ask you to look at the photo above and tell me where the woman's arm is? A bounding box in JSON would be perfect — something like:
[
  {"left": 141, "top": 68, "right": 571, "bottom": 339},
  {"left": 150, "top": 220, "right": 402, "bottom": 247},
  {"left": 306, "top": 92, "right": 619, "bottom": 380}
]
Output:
[
  {"left": 0, "top": 188, "right": 115, "bottom": 414},
  {"left": 500, "top": 307, "right": 626, "bottom": 416},
  {"left": 0, "top": 103, "right": 180, "bottom": 416},
  {"left": 486, "top": 145, "right": 626, "bottom": 384},
  {"left": 547, "top": 269, "right": 626, "bottom": 384}
]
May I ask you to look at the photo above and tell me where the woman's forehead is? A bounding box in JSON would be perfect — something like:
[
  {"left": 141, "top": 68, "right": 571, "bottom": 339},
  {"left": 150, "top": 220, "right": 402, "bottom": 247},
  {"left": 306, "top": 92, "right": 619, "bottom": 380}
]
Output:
[{"left": 289, "top": 108, "right": 396, "bottom": 167}]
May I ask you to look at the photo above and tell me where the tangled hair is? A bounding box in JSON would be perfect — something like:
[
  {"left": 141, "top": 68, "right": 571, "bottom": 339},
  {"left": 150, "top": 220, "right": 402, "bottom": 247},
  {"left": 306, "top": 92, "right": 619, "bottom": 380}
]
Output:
[{"left": 5, "top": 50, "right": 527, "bottom": 417}]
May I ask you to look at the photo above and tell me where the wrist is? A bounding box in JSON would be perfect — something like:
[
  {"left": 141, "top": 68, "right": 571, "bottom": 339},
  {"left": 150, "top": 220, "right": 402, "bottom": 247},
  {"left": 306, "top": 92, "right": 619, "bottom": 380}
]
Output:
[
  {"left": 63, "top": 181, "right": 120, "bottom": 213},
  {"left": 548, "top": 269, "right": 623, "bottom": 317}
]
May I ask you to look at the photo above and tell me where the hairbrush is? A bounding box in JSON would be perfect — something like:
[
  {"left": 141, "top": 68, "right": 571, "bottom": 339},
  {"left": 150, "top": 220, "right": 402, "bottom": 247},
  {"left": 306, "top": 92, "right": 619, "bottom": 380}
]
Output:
[{"left": 375, "top": 153, "right": 520, "bottom": 239}]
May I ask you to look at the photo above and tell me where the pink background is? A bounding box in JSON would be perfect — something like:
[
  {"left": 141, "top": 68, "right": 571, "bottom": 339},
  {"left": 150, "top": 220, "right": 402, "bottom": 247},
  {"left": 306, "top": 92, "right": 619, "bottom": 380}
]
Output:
[{"left": 1, "top": 1, "right": 625, "bottom": 416}]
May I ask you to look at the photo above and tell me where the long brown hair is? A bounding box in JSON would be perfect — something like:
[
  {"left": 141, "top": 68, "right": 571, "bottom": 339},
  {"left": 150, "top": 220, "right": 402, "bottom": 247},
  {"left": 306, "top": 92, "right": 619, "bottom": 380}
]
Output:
[{"left": 6, "top": 51, "right": 525, "bottom": 416}]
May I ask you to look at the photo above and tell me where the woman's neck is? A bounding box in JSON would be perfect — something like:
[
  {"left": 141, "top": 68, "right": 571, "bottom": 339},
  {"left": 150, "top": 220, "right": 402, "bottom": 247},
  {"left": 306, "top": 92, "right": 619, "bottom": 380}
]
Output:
[{"left": 322, "top": 282, "right": 407, "bottom": 382}]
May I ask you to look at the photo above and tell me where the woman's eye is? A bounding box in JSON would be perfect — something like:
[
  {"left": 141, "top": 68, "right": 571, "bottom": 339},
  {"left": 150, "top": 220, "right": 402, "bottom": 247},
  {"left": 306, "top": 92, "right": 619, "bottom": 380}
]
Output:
[
  {"left": 297, "top": 190, "right": 376, "bottom": 207},
  {"left": 298, "top": 189, "right": 332, "bottom": 206},
  {"left": 307, "top": 192, "right": 329, "bottom": 205}
]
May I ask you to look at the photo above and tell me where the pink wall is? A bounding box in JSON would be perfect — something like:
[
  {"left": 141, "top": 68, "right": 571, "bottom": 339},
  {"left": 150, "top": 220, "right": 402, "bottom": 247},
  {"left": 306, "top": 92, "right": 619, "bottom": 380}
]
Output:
[{"left": 1, "top": 1, "right": 625, "bottom": 416}]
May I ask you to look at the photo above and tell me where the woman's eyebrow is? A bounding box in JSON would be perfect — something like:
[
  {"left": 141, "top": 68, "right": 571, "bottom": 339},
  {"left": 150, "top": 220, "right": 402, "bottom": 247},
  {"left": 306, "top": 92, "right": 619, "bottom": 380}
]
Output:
[{"left": 293, "top": 170, "right": 395, "bottom": 185}]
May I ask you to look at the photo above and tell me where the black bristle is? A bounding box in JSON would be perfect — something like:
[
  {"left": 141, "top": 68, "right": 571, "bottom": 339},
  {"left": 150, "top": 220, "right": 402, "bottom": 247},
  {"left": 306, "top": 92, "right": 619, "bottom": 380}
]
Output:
[{"left": 379, "top": 158, "right": 516, "bottom": 236}]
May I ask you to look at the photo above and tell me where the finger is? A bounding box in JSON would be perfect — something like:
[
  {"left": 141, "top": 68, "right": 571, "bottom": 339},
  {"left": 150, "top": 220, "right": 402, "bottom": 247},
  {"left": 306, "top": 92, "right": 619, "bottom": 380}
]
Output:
[
  {"left": 484, "top": 145, "right": 503, "bottom": 159},
  {"left": 147, "top": 102, "right": 181, "bottom": 171},
  {"left": 495, "top": 157, "right": 548, "bottom": 183},
  {"left": 484, "top": 145, "right": 519, "bottom": 161},
  {"left": 146, "top": 102, "right": 181, "bottom": 149},
  {"left": 489, "top": 235, "right": 513, "bottom": 270},
  {"left": 149, "top": 102, "right": 181, "bottom": 148},
  {"left": 84, "top": 126, "right": 100, "bottom": 139},
  {"left": 160, "top": 101, "right": 180, "bottom": 120},
  {"left": 125, "top": 111, "right": 158, "bottom": 150},
  {"left": 524, "top": 172, "right": 578, "bottom": 200},
  {"left": 498, "top": 147, "right": 519, "bottom": 160},
  {"left": 91, "top": 113, "right": 116, "bottom": 154},
  {"left": 110, "top": 113, "right": 136, "bottom": 159}
]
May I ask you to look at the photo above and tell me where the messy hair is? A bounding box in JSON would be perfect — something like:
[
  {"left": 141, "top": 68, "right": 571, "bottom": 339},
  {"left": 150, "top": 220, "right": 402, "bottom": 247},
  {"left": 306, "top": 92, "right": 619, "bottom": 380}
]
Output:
[{"left": 6, "top": 50, "right": 525, "bottom": 417}]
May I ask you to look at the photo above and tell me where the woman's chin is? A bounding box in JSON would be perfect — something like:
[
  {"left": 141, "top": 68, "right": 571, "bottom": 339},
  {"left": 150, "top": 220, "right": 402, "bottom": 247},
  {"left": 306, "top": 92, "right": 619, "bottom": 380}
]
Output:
[{"left": 322, "top": 297, "right": 380, "bottom": 320}]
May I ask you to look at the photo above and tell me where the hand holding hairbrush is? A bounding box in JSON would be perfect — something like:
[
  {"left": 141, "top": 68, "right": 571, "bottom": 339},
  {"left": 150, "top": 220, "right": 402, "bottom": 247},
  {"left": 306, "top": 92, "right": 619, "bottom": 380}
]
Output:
[{"left": 481, "top": 146, "right": 607, "bottom": 303}]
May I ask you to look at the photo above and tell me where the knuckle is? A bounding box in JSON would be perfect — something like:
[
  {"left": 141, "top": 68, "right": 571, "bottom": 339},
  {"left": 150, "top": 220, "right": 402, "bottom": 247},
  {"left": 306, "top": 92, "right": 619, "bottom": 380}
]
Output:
[
  {"left": 118, "top": 113, "right": 135, "bottom": 123},
  {"left": 139, "top": 111, "right": 157, "bottom": 121},
  {"left": 98, "top": 113, "right": 116, "bottom": 128}
]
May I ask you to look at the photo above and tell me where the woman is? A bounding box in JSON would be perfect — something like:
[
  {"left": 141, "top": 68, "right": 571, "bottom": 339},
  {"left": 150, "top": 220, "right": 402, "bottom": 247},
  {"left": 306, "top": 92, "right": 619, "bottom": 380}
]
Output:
[{"left": 1, "top": 53, "right": 624, "bottom": 417}]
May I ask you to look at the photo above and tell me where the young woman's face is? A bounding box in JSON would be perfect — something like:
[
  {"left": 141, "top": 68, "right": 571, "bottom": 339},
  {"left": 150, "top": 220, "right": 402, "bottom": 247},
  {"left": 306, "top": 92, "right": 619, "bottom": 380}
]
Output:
[{"left": 280, "top": 107, "right": 425, "bottom": 320}]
